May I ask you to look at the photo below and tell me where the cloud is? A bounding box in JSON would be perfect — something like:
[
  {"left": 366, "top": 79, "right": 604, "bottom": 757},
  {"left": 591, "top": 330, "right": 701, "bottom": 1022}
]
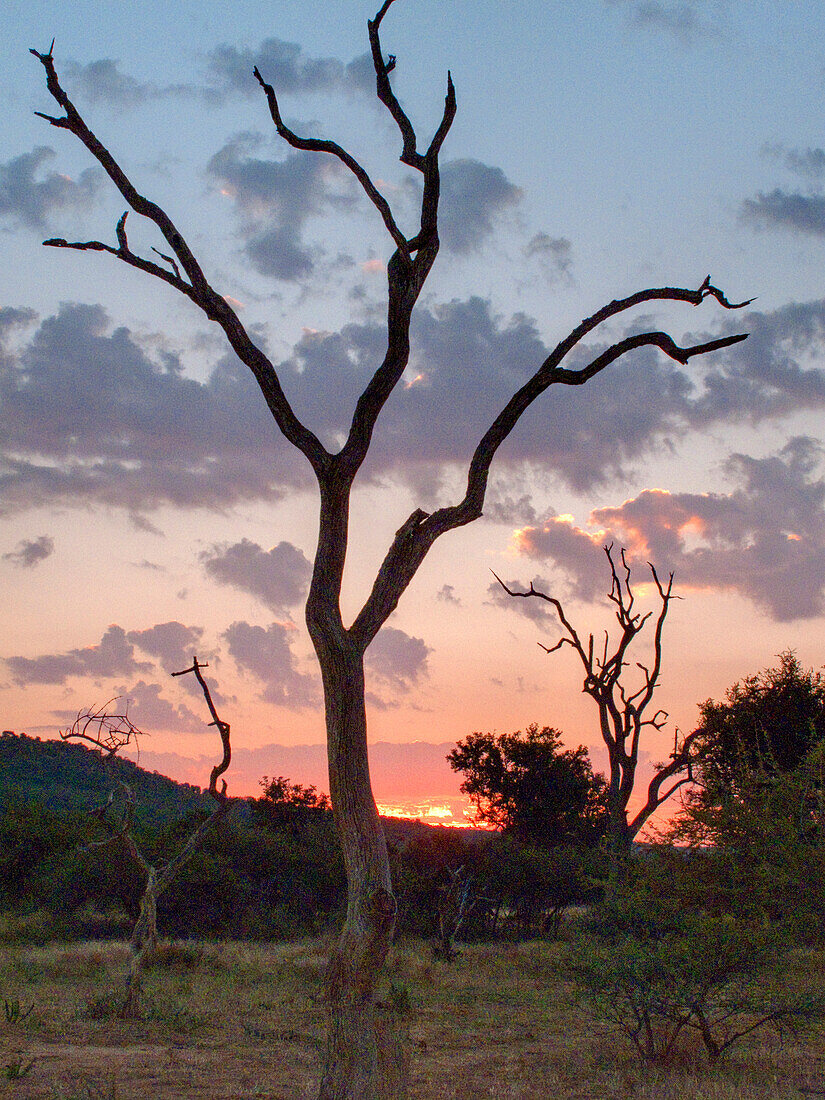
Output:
[
  {"left": 762, "top": 144, "right": 825, "bottom": 182},
  {"left": 741, "top": 190, "right": 825, "bottom": 236},
  {"left": 207, "top": 134, "right": 356, "bottom": 280},
  {"left": 204, "top": 39, "right": 371, "bottom": 101},
  {"left": 223, "top": 620, "right": 320, "bottom": 708},
  {"left": 64, "top": 59, "right": 190, "bottom": 108},
  {"left": 512, "top": 438, "right": 825, "bottom": 621},
  {"left": 0, "top": 301, "right": 310, "bottom": 516},
  {"left": 61, "top": 40, "right": 373, "bottom": 110},
  {"left": 0, "top": 147, "right": 98, "bottom": 230},
  {"left": 403, "top": 159, "right": 521, "bottom": 256},
  {"left": 201, "top": 539, "right": 312, "bottom": 613},
  {"left": 436, "top": 584, "right": 461, "bottom": 606},
  {"left": 2, "top": 535, "right": 54, "bottom": 568},
  {"left": 5, "top": 625, "right": 152, "bottom": 686},
  {"left": 121, "top": 680, "right": 205, "bottom": 734},
  {"left": 437, "top": 159, "right": 522, "bottom": 254},
  {"left": 608, "top": 0, "right": 724, "bottom": 43},
  {"left": 7, "top": 292, "right": 825, "bottom": 517},
  {"left": 365, "top": 627, "right": 431, "bottom": 693},
  {"left": 126, "top": 622, "right": 204, "bottom": 673},
  {"left": 523, "top": 233, "right": 573, "bottom": 281}
]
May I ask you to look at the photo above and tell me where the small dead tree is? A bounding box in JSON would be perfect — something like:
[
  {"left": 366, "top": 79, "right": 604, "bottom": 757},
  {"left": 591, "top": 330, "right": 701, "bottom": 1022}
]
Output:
[
  {"left": 32, "top": 4, "right": 750, "bottom": 1092},
  {"left": 433, "top": 865, "right": 475, "bottom": 961},
  {"left": 62, "top": 657, "right": 231, "bottom": 1017},
  {"left": 497, "top": 546, "right": 698, "bottom": 868}
]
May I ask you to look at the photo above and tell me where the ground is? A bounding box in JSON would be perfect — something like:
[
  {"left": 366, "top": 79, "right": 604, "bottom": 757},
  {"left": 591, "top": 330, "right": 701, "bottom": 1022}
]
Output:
[{"left": 1, "top": 938, "right": 824, "bottom": 1099}]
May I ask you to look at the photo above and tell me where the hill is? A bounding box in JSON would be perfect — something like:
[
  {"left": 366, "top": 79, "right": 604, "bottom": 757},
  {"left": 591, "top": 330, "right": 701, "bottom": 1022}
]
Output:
[{"left": 0, "top": 730, "right": 214, "bottom": 828}]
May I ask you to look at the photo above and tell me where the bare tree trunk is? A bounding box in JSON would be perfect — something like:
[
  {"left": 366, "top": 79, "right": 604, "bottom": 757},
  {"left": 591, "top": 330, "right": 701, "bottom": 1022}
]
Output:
[
  {"left": 315, "top": 646, "right": 409, "bottom": 1100},
  {"left": 120, "top": 865, "right": 158, "bottom": 1019}
]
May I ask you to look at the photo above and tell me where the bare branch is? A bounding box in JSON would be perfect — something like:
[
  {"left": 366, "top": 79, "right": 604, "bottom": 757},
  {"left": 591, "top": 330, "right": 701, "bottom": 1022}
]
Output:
[
  {"left": 497, "top": 550, "right": 693, "bottom": 861},
  {"left": 172, "top": 656, "right": 231, "bottom": 804},
  {"left": 60, "top": 699, "right": 143, "bottom": 758},
  {"left": 253, "top": 66, "right": 412, "bottom": 264},
  {"left": 367, "top": 0, "right": 456, "bottom": 171},
  {"left": 31, "top": 46, "right": 329, "bottom": 474}
]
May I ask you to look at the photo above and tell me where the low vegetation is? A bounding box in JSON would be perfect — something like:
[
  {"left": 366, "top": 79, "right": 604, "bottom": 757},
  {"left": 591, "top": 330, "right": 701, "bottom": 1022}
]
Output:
[{"left": 1, "top": 934, "right": 824, "bottom": 1099}]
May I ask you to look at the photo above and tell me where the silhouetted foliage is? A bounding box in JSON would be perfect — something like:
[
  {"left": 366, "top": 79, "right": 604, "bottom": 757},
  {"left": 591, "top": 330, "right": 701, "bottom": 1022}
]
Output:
[
  {"left": 693, "top": 651, "right": 825, "bottom": 797},
  {"left": 448, "top": 724, "right": 608, "bottom": 848},
  {"left": 255, "top": 775, "right": 331, "bottom": 835}
]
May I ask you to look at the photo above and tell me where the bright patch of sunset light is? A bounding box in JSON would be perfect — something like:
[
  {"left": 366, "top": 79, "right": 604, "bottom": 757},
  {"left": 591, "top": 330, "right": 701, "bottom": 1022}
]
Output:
[
  {"left": 361, "top": 258, "right": 385, "bottom": 274},
  {"left": 404, "top": 372, "right": 425, "bottom": 389},
  {"left": 375, "top": 800, "right": 471, "bottom": 825},
  {"left": 785, "top": 531, "right": 802, "bottom": 542}
]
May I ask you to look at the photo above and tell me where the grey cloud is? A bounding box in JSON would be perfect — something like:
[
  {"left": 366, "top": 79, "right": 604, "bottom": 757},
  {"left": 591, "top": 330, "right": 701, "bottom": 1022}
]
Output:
[
  {"left": 2, "top": 535, "right": 54, "bottom": 568},
  {"left": 126, "top": 621, "right": 204, "bottom": 673},
  {"left": 205, "top": 38, "right": 368, "bottom": 101},
  {"left": 0, "top": 147, "right": 98, "bottom": 230},
  {"left": 741, "top": 190, "right": 825, "bottom": 236},
  {"left": 436, "top": 584, "right": 461, "bottom": 606},
  {"left": 223, "top": 620, "right": 320, "bottom": 708},
  {"left": 514, "top": 438, "right": 825, "bottom": 622},
  {"left": 244, "top": 226, "right": 315, "bottom": 280},
  {"left": 60, "top": 40, "right": 372, "bottom": 111},
  {"left": 122, "top": 680, "right": 204, "bottom": 733},
  {"left": 524, "top": 233, "right": 573, "bottom": 281},
  {"left": 406, "top": 159, "right": 521, "bottom": 255},
  {"left": 762, "top": 144, "right": 825, "bottom": 182},
  {"left": 207, "top": 135, "right": 356, "bottom": 280},
  {"left": 65, "top": 59, "right": 191, "bottom": 108},
  {"left": 5, "top": 625, "right": 152, "bottom": 686},
  {"left": 484, "top": 494, "right": 539, "bottom": 527},
  {"left": 608, "top": 0, "right": 723, "bottom": 43},
  {"left": 365, "top": 627, "right": 431, "bottom": 693},
  {"left": 8, "top": 291, "right": 825, "bottom": 517},
  {"left": 201, "top": 539, "right": 312, "bottom": 614},
  {"left": 0, "top": 301, "right": 310, "bottom": 516}
]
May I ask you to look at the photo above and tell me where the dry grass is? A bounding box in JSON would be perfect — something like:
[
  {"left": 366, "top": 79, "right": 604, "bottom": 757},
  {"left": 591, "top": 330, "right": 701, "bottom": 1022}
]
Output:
[{"left": 0, "top": 936, "right": 823, "bottom": 1099}]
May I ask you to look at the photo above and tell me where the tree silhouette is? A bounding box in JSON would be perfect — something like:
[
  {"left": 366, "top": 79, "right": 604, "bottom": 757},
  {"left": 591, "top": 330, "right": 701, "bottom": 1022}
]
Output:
[
  {"left": 496, "top": 546, "right": 697, "bottom": 867},
  {"left": 448, "top": 724, "right": 608, "bottom": 847},
  {"left": 32, "top": 2, "right": 749, "bottom": 1092},
  {"left": 62, "top": 658, "right": 231, "bottom": 1017}
]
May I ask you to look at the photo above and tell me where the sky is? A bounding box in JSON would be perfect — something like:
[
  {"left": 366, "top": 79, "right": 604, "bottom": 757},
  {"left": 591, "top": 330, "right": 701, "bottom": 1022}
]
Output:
[{"left": 2, "top": 0, "right": 825, "bottom": 825}]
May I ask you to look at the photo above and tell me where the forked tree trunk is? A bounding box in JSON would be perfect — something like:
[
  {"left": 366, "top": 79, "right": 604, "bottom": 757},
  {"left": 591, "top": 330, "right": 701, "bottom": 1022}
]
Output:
[{"left": 314, "top": 644, "right": 410, "bottom": 1100}]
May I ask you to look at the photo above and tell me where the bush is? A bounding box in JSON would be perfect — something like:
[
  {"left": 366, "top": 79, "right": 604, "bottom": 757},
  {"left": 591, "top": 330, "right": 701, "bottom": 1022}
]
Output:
[{"left": 569, "top": 883, "right": 825, "bottom": 1065}]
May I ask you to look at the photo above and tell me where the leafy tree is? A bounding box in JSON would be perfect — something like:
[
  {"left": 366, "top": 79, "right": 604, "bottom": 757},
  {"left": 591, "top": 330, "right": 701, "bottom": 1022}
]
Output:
[
  {"left": 448, "top": 724, "right": 608, "bottom": 848},
  {"left": 31, "top": 0, "right": 749, "bottom": 1089},
  {"left": 663, "top": 653, "right": 825, "bottom": 939},
  {"left": 693, "top": 651, "right": 825, "bottom": 798},
  {"left": 255, "top": 776, "right": 331, "bottom": 834}
]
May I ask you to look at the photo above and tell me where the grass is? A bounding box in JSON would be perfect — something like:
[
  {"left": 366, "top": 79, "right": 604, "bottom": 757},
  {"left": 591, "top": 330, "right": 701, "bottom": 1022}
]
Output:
[{"left": 0, "top": 936, "right": 823, "bottom": 1098}]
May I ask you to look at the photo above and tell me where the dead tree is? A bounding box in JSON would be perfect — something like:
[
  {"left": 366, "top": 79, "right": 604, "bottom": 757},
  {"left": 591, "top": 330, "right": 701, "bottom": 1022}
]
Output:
[
  {"left": 32, "top": 3, "right": 749, "bottom": 1093},
  {"left": 433, "top": 865, "right": 474, "bottom": 962},
  {"left": 62, "top": 657, "right": 231, "bottom": 1017},
  {"left": 496, "top": 546, "right": 698, "bottom": 869}
]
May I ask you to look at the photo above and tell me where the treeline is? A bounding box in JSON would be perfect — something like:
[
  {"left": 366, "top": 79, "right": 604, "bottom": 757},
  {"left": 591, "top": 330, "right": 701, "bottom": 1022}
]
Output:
[
  {"left": 0, "top": 753, "right": 598, "bottom": 944},
  {"left": 3, "top": 650, "right": 825, "bottom": 955}
]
